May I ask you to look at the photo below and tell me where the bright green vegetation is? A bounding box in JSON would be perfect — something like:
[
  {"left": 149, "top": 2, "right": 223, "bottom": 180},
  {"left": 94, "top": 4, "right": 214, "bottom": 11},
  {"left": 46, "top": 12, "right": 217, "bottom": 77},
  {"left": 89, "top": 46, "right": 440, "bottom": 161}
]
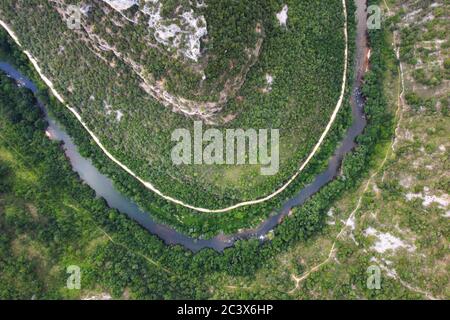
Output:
[
  {"left": 1, "top": 0, "right": 425, "bottom": 300},
  {"left": 0, "top": 0, "right": 353, "bottom": 235}
]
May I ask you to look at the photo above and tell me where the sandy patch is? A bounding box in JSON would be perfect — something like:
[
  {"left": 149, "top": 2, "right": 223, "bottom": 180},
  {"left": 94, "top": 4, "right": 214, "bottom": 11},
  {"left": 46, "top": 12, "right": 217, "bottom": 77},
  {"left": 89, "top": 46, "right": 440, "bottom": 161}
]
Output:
[
  {"left": 406, "top": 188, "right": 450, "bottom": 208},
  {"left": 365, "top": 227, "right": 416, "bottom": 254},
  {"left": 82, "top": 292, "right": 112, "bottom": 300}
]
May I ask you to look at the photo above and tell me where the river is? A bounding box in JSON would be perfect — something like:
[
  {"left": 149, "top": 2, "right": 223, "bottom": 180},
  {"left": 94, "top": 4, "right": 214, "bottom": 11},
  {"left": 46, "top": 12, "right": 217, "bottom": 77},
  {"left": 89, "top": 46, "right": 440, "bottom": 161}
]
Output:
[{"left": 0, "top": 0, "right": 369, "bottom": 252}]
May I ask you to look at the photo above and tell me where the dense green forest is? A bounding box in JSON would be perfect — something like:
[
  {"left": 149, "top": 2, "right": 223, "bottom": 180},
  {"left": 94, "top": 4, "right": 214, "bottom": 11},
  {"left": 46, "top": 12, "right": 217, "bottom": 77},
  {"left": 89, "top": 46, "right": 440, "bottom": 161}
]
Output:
[
  {"left": 0, "top": 0, "right": 398, "bottom": 298},
  {"left": 0, "top": 0, "right": 357, "bottom": 235}
]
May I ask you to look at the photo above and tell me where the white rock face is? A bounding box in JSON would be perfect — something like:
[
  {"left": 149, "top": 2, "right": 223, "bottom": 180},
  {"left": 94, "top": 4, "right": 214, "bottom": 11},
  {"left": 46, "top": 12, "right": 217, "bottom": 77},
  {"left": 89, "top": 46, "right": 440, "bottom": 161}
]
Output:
[
  {"left": 102, "top": 0, "right": 138, "bottom": 11},
  {"left": 405, "top": 188, "right": 450, "bottom": 208},
  {"left": 100, "top": 1, "right": 208, "bottom": 61},
  {"left": 407, "top": 193, "right": 449, "bottom": 207},
  {"left": 116, "top": 110, "right": 124, "bottom": 121},
  {"left": 265, "top": 74, "right": 274, "bottom": 92},
  {"left": 364, "top": 227, "right": 416, "bottom": 254},
  {"left": 276, "top": 5, "right": 289, "bottom": 27},
  {"left": 141, "top": 1, "right": 207, "bottom": 61},
  {"left": 80, "top": 4, "right": 91, "bottom": 16}
]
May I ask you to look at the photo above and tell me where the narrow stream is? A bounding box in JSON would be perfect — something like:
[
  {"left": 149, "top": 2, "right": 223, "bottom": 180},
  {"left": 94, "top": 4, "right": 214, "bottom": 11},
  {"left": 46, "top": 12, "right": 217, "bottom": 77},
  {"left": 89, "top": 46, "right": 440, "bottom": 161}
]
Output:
[{"left": 0, "top": 0, "right": 369, "bottom": 252}]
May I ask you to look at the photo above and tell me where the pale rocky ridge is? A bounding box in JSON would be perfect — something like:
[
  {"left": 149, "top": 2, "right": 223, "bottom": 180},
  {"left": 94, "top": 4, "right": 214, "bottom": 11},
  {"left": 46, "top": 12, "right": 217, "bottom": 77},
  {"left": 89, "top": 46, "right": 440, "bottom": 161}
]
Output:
[{"left": 50, "top": 0, "right": 266, "bottom": 122}]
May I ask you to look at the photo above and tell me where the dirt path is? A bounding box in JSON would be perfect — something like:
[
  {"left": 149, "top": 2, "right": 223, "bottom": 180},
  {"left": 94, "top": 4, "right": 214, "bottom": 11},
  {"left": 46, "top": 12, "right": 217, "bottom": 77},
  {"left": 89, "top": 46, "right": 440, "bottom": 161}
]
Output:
[{"left": 0, "top": 0, "right": 348, "bottom": 213}]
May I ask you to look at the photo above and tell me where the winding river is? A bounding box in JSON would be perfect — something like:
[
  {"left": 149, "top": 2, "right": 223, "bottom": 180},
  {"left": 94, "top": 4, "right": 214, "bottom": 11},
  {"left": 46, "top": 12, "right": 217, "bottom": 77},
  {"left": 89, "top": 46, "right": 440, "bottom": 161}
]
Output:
[{"left": 0, "top": 0, "right": 369, "bottom": 252}]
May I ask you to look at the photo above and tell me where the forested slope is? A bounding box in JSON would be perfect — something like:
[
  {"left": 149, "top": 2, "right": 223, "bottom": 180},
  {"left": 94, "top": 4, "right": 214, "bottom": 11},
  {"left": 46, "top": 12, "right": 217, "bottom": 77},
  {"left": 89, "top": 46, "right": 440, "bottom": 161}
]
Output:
[{"left": 0, "top": 1, "right": 352, "bottom": 230}]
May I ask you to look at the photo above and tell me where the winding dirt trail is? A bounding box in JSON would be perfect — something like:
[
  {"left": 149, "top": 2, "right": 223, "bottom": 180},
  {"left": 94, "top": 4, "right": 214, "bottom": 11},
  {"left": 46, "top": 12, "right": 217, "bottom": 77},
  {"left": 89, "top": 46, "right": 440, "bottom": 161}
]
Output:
[{"left": 0, "top": 0, "right": 348, "bottom": 213}]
